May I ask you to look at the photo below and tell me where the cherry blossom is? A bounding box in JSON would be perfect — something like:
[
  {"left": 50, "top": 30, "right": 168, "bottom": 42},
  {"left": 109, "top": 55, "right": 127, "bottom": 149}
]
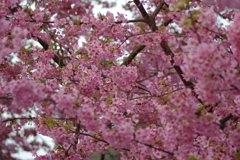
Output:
[{"left": 1, "top": 0, "right": 240, "bottom": 160}]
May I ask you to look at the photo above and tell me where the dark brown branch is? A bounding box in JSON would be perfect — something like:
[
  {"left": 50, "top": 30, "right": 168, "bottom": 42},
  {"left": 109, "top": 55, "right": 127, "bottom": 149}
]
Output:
[
  {"left": 6, "top": 16, "right": 145, "bottom": 25},
  {"left": 0, "top": 96, "right": 13, "bottom": 100},
  {"left": 162, "top": 18, "right": 173, "bottom": 27},
  {"left": 219, "top": 114, "right": 234, "bottom": 130},
  {"left": 160, "top": 40, "right": 203, "bottom": 104},
  {"left": 2, "top": 117, "right": 37, "bottom": 123},
  {"left": 135, "top": 140, "right": 174, "bottom": 156},
  {"left": 199, "top": 0, "right": 228, "bottom": 19},
  {"left": 80, "top": 133, "right": 109, "bottom": 144},
  {"left": 134, "top": 0, "right": 203, "bottom": 103},
  {"left": 35, "top": 36, "right": 66, "bottom": 67},
  {"left": 132, "top": 0, "right": 194, "bottom": 90},
  {"left": 133, "top": 0, "right": 158, "bottom": 32},
  {"left": 24, "top": 19, "right": 55, "bottom": 24},
  {"left": 131, "top": 88, "right": 184, "bottom": 100},
  {"left": 2, "top": 117, "right": 75, "bottom": 123},
  {"left": 133, "top": 1, "right": 192, "bottom": 88},
  {"left": 121, "top": 0, "right": 169, "bottom": 66},
  {"left": 160, "top": 40, "right": 193, "bottom": 89},
  {"left": 160, "top": 40, "right": 174, "bottom": 56},
  {"left": 37, "top": 37, "right": 49, "bottom": 50},
  {"left": 152, "top": 0, "right": 166, "bottom": 18},
  {"left": 80, "top": 133, "right": 130, "bottom": 151},
  {"left": 134, "top": 0, "right": 150, "bottom": 20},
  {"left": 137, "top": 72, "right": 158, "bottom": 82},
  {"left": 114, "top": 19, "right": 145, "bottom": 24},
  {"left": 132, "top": 0, "right": 204, "bottom": 105},
  {"left": 173, "top": 65, "right": 194, "bottom": 89},
  {"left": 8, "top": 3, "right": 22, "bottom": 15},
  {"left": 121, "top": 45, "right": 145, "bottom": 66},
  {"left": 100, "top": 153, "right": 105, "bottom": 160},
  {"left": 44, "top": 77, "right": 80, "bottom": 83}
]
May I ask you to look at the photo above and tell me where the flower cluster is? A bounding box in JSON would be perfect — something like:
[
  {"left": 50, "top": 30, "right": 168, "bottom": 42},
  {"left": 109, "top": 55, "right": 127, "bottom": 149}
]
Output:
[{"left": 1, "top": 0, "right": 240, "bottom": 160}]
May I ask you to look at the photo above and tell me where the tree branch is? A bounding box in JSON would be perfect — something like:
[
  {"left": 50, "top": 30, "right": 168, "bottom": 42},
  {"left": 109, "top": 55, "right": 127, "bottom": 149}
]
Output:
[
  {"left": 34, "top": 36, "right": 66, "bottom": 67},
  {"left": 160, "top": 40, "right": 203, "bottom": 104},
  {"left": 134, "top": 0, "right": 158, "bottom": 32},
  {"left": 2, "top": 117, "right": 75, "bottom": 123},
  {"left": 135, "top": 140, "right": 174, "bottom": 156},
  {"left": 219, "top": 114, "right": 234, "bottom": 130},
  {"left": 79, "top": 132, "right": 130, "bottom": 151},
  {"left": 5, "top": 17, "right": 145, "bottom": 25},
  {"left": 80, "top": 133, "right": 109, "bottom": 145},
  {"left": 132, "top": 1, "right": 203, "bottom": 104},
  {"left": 114, "top": 19, "right": 145, "bottom": 24},
  {"left": 121, "top": 0, "right": 167, "bottom": 67},
  {"left": 121, "top": 45, "right": 145, "bottom": 66},
  {"left": 0, "top": 96, "right": 13, "bottom": 100},
  {"left": 2, "top": 117, "right": 37, "bottom": 123},
  {"left": 152, "top": 0, "right": 166, "bottom": 18},
  {"left": 160, "top": 40, "right": 194, "bottom": 89},
  {"left": 134, "top": 0, "right": 150, "bottom": 20},
  {"left": 37, "top": 37, "right": 49, "bottom": 50}
]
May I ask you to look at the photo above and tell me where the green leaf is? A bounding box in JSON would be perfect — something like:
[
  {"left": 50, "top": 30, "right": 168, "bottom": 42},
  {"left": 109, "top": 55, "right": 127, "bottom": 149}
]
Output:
[
  {"left": 106, "top": 94, "right": 114, "bottom": 102},
  {"left": 39, "top": 78, "right": 46, "bottom": 84},
  {"left": 117, "top": 86, "right": 121, "bottom": 90},
  {"left": 107, "top": 146, "right": 113, "bottom": 149},
  {"left": 83, "top": 54, "right": 89, "bottom": 58},
  {"left": 207, "top": 115, "right": 213, "bottom": 120},
  {"left": 63, "top": 124, "right": 73, "bottom": 130},
  {"left": 197, "top": 105, "right": 207, "bottom": 111},
  {"left": 20, "top": 47, "right": 28, "bottom": 52},
  {"left": 92, "top": 96, "right": 99, "bottom": 100},
  {"left": 105, "top": 37, "right": 113, "bottom": 43},
  {"left": 75, "top": 50, "right": 81, "bottom": 55},
  {"left": 66, "top": 83, "right": 71, "bottom": 87},
  {"left": 175, "top": 4, "right": 184, "bottom": 10},
  {"left": 235, "top": 151, "right": 240, "bottom": 158},
  {"left": 24, "top": 8, "right": 31, "bottom": 15},
  {"left": 56, "top": 146, "right": 62, "bottom": 151},
  {"left": 181, "top": 19, "right": 191, "bottom": 28},
  {"left": 27, "top": 70, "right": 33, "bottom": 75},
  {"left": 74, "top": 19, "right": 81, "bottom": 25},
  {"left": 73, "top": 100, "right": 79, "bottom": 105},
  {"left": 134, "top": 126, "right": 138, "bottom": 131},
  {"left": 40, "top": 118, "right": 47, "bottom": 123},
  {"left": 136, "top": 22, "right": 143, "bottom": 27},
  {"left": 107, "top": 61, "right": 114, "bottom": 66},
  {"left": 48, "top": 120, "right": 57, "bottom": 127},
  {"left": 180, "top": 0, "right": 190, "bottom": 3},
  {"left": 187, "top": 157, "right": 196, "bottom": 160},
  {"left": 48, "top": 46, "right": 56, "bottom": 50},
  {"left": 192, "top": 10, "right": 201, "bottom": 16}
]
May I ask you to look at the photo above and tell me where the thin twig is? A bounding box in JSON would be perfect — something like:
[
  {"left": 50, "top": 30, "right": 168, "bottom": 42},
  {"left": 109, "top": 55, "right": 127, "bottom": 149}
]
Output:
[
  {"left": 0, "top": 96, "right": 13, "bottom": 100},
  {"left": 115, "top": 19, "right": 146, "bottom": 23},
  {"left": 2, "top": 117, "right": 37, "bottom": 122},
  {"left": 6, "top": 16, "right": 146, "bottom": 25},
  {"left": 79, "top": 133, "right": 130, "bottom": 151},
  {"left": 135, "top": 140, "right": 174, "bottom": 155},
  {"left": 80, "top": 133, "right": 109, "bottom": 144}
]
